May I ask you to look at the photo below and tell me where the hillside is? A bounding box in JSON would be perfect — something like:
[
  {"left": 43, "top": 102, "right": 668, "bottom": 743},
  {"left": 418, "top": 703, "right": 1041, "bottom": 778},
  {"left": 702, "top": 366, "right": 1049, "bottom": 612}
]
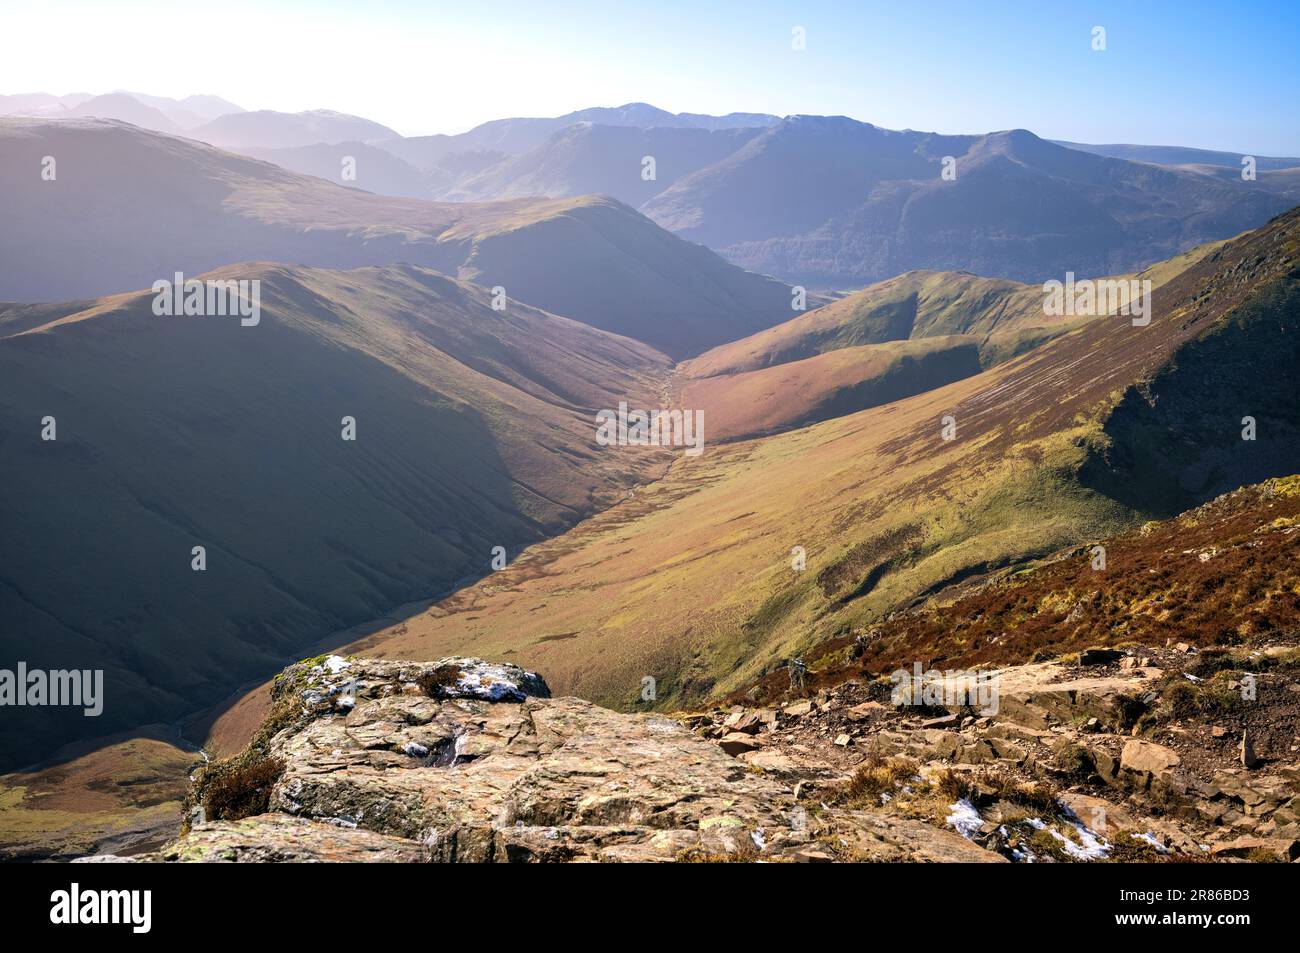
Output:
[
  {"left": 0, "top": 263, "right": 672, "bottom": 769},
  {"left": 19, "top": 478, "right": 1300, "bottom": 862},
  {"left": 146, "top": 478, "right": 1300, "bottom": 864},
  {"left": 675, "top": 242, "right": 1225, "bottom": 441},
  {"left": 0, "top": 118, "right": 794, "bottom": 356},
  {"left": 305, "top": 205, "right": 1299, "bottom": 722},
  {"left": 642, "top": 119, "right": 1292, "bottom": 286}
]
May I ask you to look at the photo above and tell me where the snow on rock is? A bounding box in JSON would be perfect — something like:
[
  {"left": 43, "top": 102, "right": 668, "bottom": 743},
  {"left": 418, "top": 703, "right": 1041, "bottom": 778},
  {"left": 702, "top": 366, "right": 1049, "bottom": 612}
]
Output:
[
  {"left": 946, "top": 798, "right": 983, "bottom": 839},
  {"left": 1134, "top": 831, "right": 1171, "bottom": 853},
  {"left": 321, "top": 655, "right": 351, "bottom": 674},
  {"left": 444, "top": 658, "right": 549, "bottom": 701}
]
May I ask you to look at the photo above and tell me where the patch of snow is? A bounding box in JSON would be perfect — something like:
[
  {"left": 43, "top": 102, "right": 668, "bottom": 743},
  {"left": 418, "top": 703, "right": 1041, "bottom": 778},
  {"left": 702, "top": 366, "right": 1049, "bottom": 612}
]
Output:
[
  {"left": 1055, "top": 801, "right": 1111, "bottom": 861},
  {"left": 946, "top": 798, "right": 983, "bottom": 839},
  {"left": 322, "top": 655, "right": 350, "bottom": 674},
  {"left": 1133, "top": 831, "right": 1170, "bottom": 853},
  {"left": 1049, "top": 824, "right": 1109, "bottom": 861}
]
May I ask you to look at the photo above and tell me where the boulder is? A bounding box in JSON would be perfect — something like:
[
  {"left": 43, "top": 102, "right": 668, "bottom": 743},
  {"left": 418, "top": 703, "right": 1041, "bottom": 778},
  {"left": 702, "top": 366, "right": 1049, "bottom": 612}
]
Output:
[
  {"left": 1241, "top": 732, "right": 1261, "bottom": 769},
  {"left": 719, "top": 732, "right": 762, "bottom": 756},
  {"left": 920, "top": 714, "right": 960, "bottom": 729},
  {"left": 1209, "top": 836, "right": 1300, "bottom": 862},
  {"left": 1121, "top": 739, "right": 1182, "bottom": 778}
]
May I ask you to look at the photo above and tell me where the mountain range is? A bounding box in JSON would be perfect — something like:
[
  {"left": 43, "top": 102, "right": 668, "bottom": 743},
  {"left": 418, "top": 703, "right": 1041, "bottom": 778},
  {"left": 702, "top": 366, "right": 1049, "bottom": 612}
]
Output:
[
  {"left": 8, "top": 92, "right": 1295, "bottom": 291},
  {"left": 0, "top": 117, "right": 793, "bottom": 356}
]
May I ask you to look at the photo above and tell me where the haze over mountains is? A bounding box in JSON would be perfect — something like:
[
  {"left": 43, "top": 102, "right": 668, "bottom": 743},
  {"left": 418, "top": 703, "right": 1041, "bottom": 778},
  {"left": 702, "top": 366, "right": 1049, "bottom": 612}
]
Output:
[
  {"left": 0, "top": 118, "right": 794, "bottom": 356},
  {"left": 7, "top": 91, "right": 1296, "bottom": 293}
]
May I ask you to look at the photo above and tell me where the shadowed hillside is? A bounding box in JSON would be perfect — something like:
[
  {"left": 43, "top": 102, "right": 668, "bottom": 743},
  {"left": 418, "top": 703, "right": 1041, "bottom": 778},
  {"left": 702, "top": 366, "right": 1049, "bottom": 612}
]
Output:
[{"left": 0, "top": 263, "right": 672, "bottom": 769}]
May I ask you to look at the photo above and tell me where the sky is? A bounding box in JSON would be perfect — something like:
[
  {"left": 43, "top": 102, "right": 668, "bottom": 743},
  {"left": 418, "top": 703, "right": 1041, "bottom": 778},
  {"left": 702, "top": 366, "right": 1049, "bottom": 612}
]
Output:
[{"left": 3, "top": 0, "right": 1298, "bottom": 153}]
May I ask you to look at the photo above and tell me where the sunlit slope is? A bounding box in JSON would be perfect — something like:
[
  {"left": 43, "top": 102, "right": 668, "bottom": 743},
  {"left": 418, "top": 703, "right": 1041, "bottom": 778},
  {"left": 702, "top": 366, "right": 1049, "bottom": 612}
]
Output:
[
  {"left": 677, "top": 335, "right": 982, "bottom": 442},
  {"left": 343, "top": 206, "right": 1300, "bottom": 711},
  {"left": 675, "top": 242, "right": 1228, "bottom": 441},
  {"left": 0, "top": 118, "right": 793, "bottom": 356},
  {"left": 0, "top": 727, "right": 192, "bottom": 860},
  {"left": 0, "top": 263, "right": 671, "bottom": 769}
]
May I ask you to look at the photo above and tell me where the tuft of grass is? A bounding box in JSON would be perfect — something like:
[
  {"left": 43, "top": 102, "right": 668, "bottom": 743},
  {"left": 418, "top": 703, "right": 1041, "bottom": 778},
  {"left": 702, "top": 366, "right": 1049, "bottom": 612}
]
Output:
[
  {"left": 199, "top": 757, "right": 284, "bottom": 822},
  {"left": 840, "top": 751, "right": 919, "bottom": 805},
  {"left": 929, "top": 767, "right": 1058, "bottom": 814},
  {"left": 1026, "top": 828, "right": 1076, "bottom": 863},
  {"left": 416, "top": 664, "right": 463, "bottom": 699},
  {"left": 1054, "top": 743, "right": 1096, "bottom": 781},
  {"left": 1105, "top": 831, "right": 1168, "bottom": 863},
  {"left": 676, "top": 843, "right": 760, "bottom": 863},
  {"left": 1157, "top": 677, "right": 1242, "bottom": 723},
  {"left": 1247, "top": 847, "right": 1285, "bottom": 864}
]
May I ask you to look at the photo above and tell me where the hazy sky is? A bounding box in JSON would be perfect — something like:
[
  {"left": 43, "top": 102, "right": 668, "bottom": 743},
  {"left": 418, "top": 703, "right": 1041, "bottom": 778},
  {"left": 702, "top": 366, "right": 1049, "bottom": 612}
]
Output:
[{"left": 4, "top": 0, "right": 1298, "bottom": 153}]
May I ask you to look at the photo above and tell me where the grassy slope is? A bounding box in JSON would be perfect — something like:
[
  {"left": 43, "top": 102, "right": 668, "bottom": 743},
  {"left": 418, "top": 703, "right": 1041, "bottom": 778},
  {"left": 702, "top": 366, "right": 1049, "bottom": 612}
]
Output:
[
  {"left": 0, "top": 263, "right": 672, "bottom": 769},
  {"left": 675, "top": 243, "right": 1228, "bottom": 442},
  {"left": 677, "top": 335, "right": 982, "bottom": 442},
  {"left": 323, "top": 207, "right": 1300, "bottom": 715},
  {"left": 739, "top": 475, "right": 1300, "bottom": 703},
  {"left": 0, "top": 727, "right": 192, "bottom": 860}
]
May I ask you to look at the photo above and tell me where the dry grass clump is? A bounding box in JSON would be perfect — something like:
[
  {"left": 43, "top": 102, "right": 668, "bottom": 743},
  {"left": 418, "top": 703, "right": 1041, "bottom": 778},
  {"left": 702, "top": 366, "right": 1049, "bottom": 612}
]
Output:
[
  {"left": 199, "top": 757, "right": 285, "bottom": 822},
  {"left": 676, "top": 843, "right": 760, "bottom": 863},
  {"left": 416, "top": 664, "right": 463, "bottom": 699},
  {"left": 840, "top": 750, "right": 919, "bottom": 805},
  {"left": 930, "top": 767, "right": 1057, "bottom": 814}
]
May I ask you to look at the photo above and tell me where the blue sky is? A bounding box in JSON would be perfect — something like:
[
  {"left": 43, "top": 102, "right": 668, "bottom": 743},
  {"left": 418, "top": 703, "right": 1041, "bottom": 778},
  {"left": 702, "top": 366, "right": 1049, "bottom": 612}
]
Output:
[{"left": 4, "top": 0, "right": 1298, "bottom": 153}]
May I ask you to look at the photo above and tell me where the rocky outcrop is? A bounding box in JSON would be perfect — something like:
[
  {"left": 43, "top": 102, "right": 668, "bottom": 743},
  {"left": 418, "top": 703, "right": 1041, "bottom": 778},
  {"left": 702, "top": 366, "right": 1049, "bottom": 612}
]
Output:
[
  {"left": 152, "top": 655, "right": 993, "bottom": 863},
  {"left": 149, "top": 622, "right": 1300, "bottom": 864}
]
